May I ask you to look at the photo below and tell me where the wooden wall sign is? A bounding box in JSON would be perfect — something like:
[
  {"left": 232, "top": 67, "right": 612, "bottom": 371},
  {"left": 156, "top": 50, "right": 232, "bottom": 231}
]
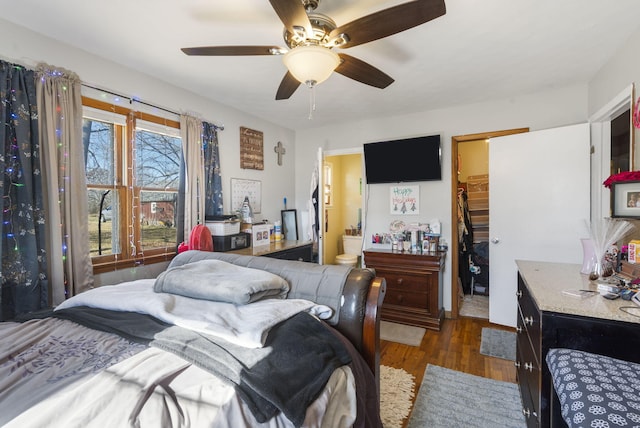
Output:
[{"left": 239, "top": 127, "right": 264, "bottom": 170}]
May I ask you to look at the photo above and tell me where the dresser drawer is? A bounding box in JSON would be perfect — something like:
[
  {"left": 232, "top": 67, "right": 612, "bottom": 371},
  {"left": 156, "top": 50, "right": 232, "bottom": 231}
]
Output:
[
  {"left": 517, "top": 279, "right": 541, "bottom": 363},
  {"left": 377, "top": 270, "right": 432, "bottom": 293},
  {"left": 384, "top": 287, "right": 429, "bottom": 311},
  {"left": 516, "top": 343, "right": 540, "bottom": 427}
]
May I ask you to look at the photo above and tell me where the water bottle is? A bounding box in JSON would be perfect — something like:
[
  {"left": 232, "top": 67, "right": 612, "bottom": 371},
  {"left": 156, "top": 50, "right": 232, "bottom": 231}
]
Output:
[
  {"left": 274, "top": 220, "right": 282, "bottom": 241},
  {"left": 240, "top": 196, "right": 253, "bottom": 223}
]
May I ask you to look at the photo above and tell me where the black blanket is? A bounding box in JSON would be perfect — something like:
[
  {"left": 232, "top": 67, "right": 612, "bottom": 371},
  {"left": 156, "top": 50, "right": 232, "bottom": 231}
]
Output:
[{"left": 53, "top": 307, "right": 351, "bottom": 427}]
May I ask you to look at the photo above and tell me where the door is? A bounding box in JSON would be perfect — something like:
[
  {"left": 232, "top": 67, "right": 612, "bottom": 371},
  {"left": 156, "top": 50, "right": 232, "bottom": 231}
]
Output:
[
  {"left": 316, "top": 147, "right": 324, "bottom": 264},
  {"left": 489, "top": 123, "right": 590, "bottom": 327}
]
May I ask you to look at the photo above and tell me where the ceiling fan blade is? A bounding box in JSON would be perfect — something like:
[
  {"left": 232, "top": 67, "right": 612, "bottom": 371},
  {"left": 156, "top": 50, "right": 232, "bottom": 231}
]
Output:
[
  {"left": 276, "top": 71, "right": 301, "bottom": 100},
  {"left": 181, "top": 46, "right": 285, "bottom": 56},
  {"left": 335, "top": 54, "right": 394, "bottom": 89},
  {"left": 330, "top": 0, "right": 446, "bottom": 49},
  {"left": 269, "top": 0, "right": 313, "bottom": 38}
]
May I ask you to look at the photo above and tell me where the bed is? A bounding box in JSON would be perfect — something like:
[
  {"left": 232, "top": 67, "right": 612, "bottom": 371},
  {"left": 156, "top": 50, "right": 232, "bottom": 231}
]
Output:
[{"left": 0, "top": 250, "right": 386, "bottom": 427}]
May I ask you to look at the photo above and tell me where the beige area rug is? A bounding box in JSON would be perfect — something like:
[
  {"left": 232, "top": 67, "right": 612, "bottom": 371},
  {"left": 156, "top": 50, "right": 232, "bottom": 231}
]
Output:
[
  {"left": 459, "top": 294, "right": 489, "bottom": 319},
  {"left": 380, "top": 365, "right": 416, "bottom": 428},
  {"left": 380, "top": 321, "right": 426, "bottom": 346}
]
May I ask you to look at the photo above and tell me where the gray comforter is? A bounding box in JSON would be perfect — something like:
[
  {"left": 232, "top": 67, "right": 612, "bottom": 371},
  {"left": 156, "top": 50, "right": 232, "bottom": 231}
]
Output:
[{"left": 153, "top": 259, "right": 290, "bottom": 304}]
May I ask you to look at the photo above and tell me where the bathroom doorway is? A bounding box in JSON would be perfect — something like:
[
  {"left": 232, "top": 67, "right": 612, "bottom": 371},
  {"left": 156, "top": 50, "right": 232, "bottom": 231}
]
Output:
[{"left": 321, "top": 150, "right": 364, "bottom": 266}]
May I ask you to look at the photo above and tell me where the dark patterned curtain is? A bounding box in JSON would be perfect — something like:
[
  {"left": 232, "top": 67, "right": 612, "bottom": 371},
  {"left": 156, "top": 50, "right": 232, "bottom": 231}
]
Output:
[
  {"left": 203, "top": 122, "right": 223, "bottom": 217},
  {"left": 0, "top": 61, "right": 47, "bottom": 321}
]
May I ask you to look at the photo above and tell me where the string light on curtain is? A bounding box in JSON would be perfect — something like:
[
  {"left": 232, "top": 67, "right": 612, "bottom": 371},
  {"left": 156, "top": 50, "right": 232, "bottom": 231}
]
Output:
[
  {"left": 4, "top": 110, "right": 21, "bottom": 254},
  {"left": 128, "top": 111, "right": 142, "bottom": 264}
]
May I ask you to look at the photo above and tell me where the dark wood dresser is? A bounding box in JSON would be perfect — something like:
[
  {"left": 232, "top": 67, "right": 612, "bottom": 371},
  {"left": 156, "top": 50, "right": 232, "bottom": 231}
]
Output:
[
  {"left": 516, "top": 260, "right": 640, "bottom": 427},
  {"left": 228, "top": 240, "right": 313, "bottom": 262},
  {"left": 363, "top": 249, "right": 445, "bottom": 330}
]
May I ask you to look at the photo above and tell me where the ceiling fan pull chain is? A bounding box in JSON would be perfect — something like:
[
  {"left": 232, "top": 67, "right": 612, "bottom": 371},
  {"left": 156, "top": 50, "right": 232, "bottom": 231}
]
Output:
[{"left": 308, "top": 82, "right": 317, "bottom": 120}]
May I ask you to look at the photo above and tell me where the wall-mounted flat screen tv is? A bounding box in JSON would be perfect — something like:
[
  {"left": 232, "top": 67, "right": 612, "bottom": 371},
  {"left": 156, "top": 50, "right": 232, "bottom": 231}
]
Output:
[{"left": 363, "top": 134, "right": 441, "bottom": 184}]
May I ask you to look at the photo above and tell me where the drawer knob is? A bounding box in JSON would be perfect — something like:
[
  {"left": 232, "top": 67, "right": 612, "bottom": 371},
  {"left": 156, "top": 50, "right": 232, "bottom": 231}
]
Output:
[
  {"left": 516, "top": 290, "right": 523, "bottom": 298},
  {"left": 396, "top": 278, "right": 404, "bottom": 285},
  {"left": 522, "top": 408, "right": 530, "bottom": 418},
  {"left": 525, "top": 362, "right": 533, "bottom": 372},
  {"left": 524, "top": 316, "right": 534, "bottom": 326},
  {"left": 514, "top": 361, "right": 521, "bottom": 369}
]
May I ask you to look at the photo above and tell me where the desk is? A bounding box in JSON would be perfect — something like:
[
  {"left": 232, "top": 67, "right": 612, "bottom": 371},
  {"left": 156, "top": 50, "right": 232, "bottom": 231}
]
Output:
[
  {"left": 228, "top": 240, "right": 313, "bottom": 262},
  {"left": 516, "top": 260, "right": 640, "bottom": 427}
]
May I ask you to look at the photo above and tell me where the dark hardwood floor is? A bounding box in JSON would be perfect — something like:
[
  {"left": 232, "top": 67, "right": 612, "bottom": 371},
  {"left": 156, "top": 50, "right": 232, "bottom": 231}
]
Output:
[{"left": 380, "top": 316, "right": 517, "bottom": 427}]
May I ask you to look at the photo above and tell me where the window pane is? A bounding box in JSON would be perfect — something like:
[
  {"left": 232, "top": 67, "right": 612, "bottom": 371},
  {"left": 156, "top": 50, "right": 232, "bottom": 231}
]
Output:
[
  {"left": 87, "top": 188, "right": 120, "bottom": 256},
  {"left": 135, "top": 129, "right": 181, "bottom": 189},
  {"left": 140, "top": 190, "right": 177, "bottom": 250},
  {"left": 83, "top": 119, "right": 115, "bottom": 186}
]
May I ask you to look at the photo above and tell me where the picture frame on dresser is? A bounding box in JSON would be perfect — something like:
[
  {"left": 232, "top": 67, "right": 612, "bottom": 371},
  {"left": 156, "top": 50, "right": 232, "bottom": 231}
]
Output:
[
  {"left": 611, "top": 181, "right": 640, "bottom": 218},
  {"left": 281, "top": 209, "right": 298, "bottom": 241}
]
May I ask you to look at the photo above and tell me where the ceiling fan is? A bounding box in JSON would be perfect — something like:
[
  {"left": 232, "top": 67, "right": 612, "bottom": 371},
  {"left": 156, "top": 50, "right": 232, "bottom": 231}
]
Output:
[{"left": 181, "top": 0, "right": 446, "bottom": 100}]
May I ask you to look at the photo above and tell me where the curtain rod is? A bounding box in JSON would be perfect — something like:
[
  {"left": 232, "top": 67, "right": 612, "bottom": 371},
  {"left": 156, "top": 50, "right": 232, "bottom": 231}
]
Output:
[{"left": 81, "top": 83, "right": 224, "bottom": 131}]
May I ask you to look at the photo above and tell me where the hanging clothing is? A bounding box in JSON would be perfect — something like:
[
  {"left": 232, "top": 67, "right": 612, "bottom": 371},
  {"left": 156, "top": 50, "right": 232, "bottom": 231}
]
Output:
[
  {"left": 307, "top": 165, "right": 319, "bottom": 242},
  {"left": 457, "top": 189, "right": 475, "bottom": 294},
  {"left": 457, "top": 189, "right": 474, "bottom": 252}
]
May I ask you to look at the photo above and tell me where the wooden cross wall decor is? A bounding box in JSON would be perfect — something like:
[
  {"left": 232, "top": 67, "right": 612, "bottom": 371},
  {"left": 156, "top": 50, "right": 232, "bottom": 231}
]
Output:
[{"left": 274, "top": 141, "right": 286, "bottom": 166}]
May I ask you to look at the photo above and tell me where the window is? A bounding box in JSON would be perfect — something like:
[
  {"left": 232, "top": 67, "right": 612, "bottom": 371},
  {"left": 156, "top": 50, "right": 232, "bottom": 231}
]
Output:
[{"left": 83, "top": 98, "right": 181, "bottom": 271}]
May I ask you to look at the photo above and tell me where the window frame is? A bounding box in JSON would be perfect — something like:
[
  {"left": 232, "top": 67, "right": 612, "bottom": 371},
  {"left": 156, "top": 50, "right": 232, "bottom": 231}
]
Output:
[{"left": 83, "top": 97, "right": 181, "bottom": 273}]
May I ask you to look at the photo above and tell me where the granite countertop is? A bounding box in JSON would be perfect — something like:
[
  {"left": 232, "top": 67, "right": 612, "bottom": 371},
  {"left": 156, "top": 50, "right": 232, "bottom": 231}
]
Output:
[{"left": 516, "top": 260, "right": 640, "bottom": 325}]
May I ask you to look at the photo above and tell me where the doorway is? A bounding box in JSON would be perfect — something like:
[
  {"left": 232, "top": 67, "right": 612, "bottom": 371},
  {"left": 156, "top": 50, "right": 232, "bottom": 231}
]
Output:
[
  {"left": 457, "top": 139, "right": 490, "bottom": 318},
  {"left": 449, "top": 128, "right": 528, "bottom": 319},
  {"left": 321, "top": 151, "right": 364, "bottom": 266}
]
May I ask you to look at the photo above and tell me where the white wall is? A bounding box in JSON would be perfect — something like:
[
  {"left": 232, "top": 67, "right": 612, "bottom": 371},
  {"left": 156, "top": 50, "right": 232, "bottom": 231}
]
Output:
[
  {"left": 294, "top": 84, "right": 588, "bottom": 312},
  {"left": 588, "top": 26, "right": 640, "bottom": 118},
  {"left": 1, "top": 18, "right": 296, "bottom": 283}
]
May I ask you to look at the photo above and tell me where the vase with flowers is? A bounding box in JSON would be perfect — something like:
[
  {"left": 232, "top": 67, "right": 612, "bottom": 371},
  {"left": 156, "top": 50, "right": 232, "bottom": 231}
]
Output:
[{"left": 584, "top": 218, "right": 634, "bottom": 281}]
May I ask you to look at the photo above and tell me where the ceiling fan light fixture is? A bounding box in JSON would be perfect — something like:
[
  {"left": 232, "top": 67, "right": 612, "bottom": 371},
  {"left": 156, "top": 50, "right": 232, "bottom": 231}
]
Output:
[{"left": 283, "top": 45, "right": 340, "bottom": 86}]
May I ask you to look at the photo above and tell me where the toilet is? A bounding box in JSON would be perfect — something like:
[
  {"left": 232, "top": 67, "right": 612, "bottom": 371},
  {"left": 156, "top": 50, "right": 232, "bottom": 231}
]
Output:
[{"left": 335, "top": 235, "right": 363, "bottom": 267}]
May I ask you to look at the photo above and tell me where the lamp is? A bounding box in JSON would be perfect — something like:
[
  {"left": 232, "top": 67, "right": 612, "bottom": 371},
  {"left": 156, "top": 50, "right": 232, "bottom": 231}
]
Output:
[{"left": 283, "top": 45, "right": 340, "bottom": 87}]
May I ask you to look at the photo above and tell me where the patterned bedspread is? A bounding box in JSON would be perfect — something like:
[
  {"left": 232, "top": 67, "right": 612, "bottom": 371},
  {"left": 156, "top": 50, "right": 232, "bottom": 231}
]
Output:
[{"left": 0, "top": 317, "right": 146, "bottom": 425}]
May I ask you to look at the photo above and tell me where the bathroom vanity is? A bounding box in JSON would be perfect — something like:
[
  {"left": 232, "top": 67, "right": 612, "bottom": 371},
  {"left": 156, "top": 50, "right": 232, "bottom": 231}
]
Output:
[{"left": 363, "top": 249, "right": 445, "bottom": 330}]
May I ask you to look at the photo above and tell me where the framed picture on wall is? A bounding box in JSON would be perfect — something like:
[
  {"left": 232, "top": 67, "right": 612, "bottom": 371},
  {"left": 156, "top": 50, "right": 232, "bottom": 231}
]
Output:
[{"left": 611, "top": 181, "right": 640, "bottom": 218}]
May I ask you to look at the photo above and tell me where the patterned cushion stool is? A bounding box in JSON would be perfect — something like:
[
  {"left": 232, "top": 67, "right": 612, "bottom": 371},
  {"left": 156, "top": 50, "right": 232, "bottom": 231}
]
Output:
[{"left": 546, "top": 348, "right": 640, "bottom": 428}]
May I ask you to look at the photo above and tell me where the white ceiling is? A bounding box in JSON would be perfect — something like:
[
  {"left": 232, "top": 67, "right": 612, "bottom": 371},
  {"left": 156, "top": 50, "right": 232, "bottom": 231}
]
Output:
[{"left": 3, "top": 0, "right": 640, "bottom": 131}]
